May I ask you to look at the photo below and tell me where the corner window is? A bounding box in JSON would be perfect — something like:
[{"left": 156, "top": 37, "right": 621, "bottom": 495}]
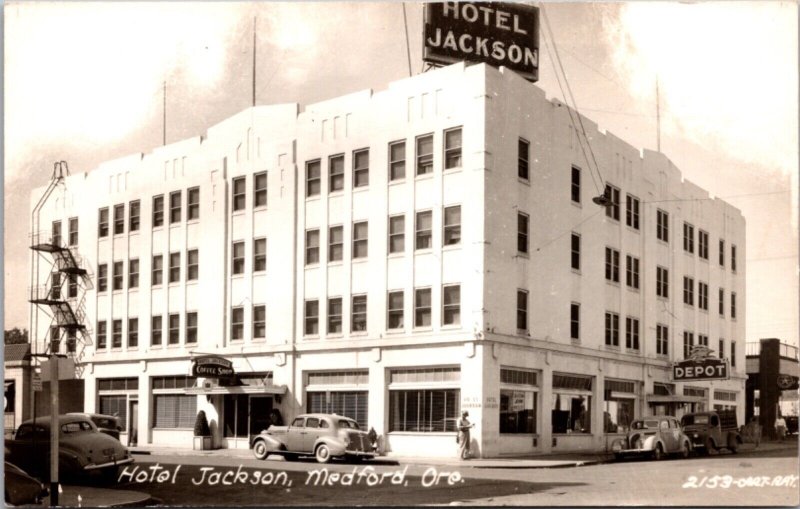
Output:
[
  {"left": 389, "top": 141, "right": 406, "bottom": 181},
  {"left": 329, "top": 154, "right": 345, "bottom": 192},
  {"left": 416, "top": 134, "right": 434, "bottom": 176},
  {"left": 353, "top": 149, "right": 369, "bottom": 188},
  {"left": 444, "top": 127, "right": 462, "bottom": 169}
]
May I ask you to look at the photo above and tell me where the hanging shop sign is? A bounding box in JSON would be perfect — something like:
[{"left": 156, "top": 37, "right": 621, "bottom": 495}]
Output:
[
  {"left": 423, "top": 2, "right": 540, "bottom": 82},
  {"left": 192, "top": 355, "right": 235, "bottom": 378},
  {"left": 777, "top": 374, "right": 798, "bottom": 390},
  {"left": 673, "top": 346, "right": 728, "bottom": 381}
]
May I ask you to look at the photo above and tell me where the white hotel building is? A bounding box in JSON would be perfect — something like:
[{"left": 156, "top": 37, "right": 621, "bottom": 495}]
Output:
[{"left": 30, "top": 62, "right": 746, "bottom": 457}]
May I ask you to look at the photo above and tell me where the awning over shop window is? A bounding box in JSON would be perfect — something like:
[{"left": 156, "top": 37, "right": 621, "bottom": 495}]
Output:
[
  {"left": 646, "top": 394, "right": 707, "bottom": 404},
  {"left": 184, "top": 384, "right": 287, "bottom": 396}
]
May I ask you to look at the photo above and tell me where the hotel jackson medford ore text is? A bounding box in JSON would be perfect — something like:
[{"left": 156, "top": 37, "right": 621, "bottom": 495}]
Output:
[{"left": 29, "top": 58, "right": 745, "bottom": 457}]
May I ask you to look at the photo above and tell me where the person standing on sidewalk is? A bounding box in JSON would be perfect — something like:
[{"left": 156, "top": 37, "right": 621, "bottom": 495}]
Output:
[
  {"left": 775, "top": 415, "right": 787, "bottom": 442},
  {"left": 457, "top": 411, "right": 475, "bottom": 460}
]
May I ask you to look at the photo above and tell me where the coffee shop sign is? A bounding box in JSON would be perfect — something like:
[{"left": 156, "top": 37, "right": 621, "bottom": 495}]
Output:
[{"left": 192, "top": 355, "right": 235, "bottom": 378}]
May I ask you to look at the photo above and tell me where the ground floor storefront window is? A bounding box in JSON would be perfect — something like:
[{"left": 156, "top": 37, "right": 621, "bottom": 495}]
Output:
[
  {"left": 305, "top": 370, "right": 369, "bottom": 429},
  {"left": 224, "top": 394, "right": 273, "bottom": 437},
  {"left": 97, "top": 377, "right": 138, "bottom": 432},
  {"left": 499, "top": 368, "right": 538, "bottom": 434},
  {"left": 389, "top": 367, "right": 460, "bottom": 433},
  {"left": 603, "top": 379, "right": 637, "bottom": 433},
  {"left": 552, "top": 373, "right": 592, "bottom": 434},
  {"left": 152, "top": 376, "right": 196, "bottom": 428},
  {"left": 713, "top": 390, "right": 737, "bottom": 412}
]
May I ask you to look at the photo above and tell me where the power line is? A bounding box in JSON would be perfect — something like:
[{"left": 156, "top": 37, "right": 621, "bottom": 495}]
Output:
[
  {"left": 643, "top": 190, "right": 790, "bottom": 205},
  {"left": 534, "top": 209, "right": 604, "bottom": 253}
]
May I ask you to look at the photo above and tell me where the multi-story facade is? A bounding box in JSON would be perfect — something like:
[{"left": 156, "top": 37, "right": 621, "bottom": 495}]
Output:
[{"left": 29, "top": 62, "right": 746, "bottom": 457}]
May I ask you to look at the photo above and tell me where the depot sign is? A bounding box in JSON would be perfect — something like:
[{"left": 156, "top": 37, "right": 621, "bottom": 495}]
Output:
[
  {"left": 424, "top": 2, "right": 540, "bottom": 82},
  {"left": 673, "top": 359, "right": 729, "bottom": 381}
]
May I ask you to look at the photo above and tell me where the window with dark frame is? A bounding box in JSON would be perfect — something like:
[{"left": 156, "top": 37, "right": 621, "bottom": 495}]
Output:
[
  {"left": 52, "top": 221, "right": 62, "bottom": 247},
  {"left": 731, "top": 341, "right": 736, "bottom": 366},
  {"left": 731, "top": 244, "right": 737, "bottom": 272},
  {"left": 232, "top": 177, "right": 246, "bottom": 212},
  {"left": 352, "top": 295, "right": 367, "bottom": 332},
  {"left": 68, "top": 217, "right": 78, "bottom": 246},
  {"left": 443, "top": 284, "right": 461, "bottom": 326},
  {"left": 152, "top": 255, "right": 163, "bottom": 286},
  {"left": 605, "top": 312, "right": 620, "bottom": 346},
  {"left": 683, "top": 331, "right": 694, "bottom": 359},
  {"left": 415, "top": 211, "right": 432, "bottom": 250},
  {"left": 129, "top": 200, "right": 140, "bottom": 231},
  {"left": 571, "top": 303, "right": 580, "bottom": 341},
  {"left": 444, "top": 127, "right": 462, "bottom": 169},
  {"left": 50, "top": 273, "right": 62, "bottom": 300},
  {"left": 231, "top": 307, "right": 244, "bottom": 341},
  {"left": 68, "top": 274, "right": 78, "bottom": 299},
  {"left": 719, "top": 338, "right": 724, "bottom": 359},
  {"left": 169, "top": 191, "right": 181, "bottom": 224},
  {"left": 656, "top": 266, "right": 669, "bottom": 298},
  {"left": 232, "top": 241, "right": 245, "bottom": 274},
  {"left": 254, "top": 239, "right": 266, "bottom": 272},
  {"left": 571, "top": 233, "right": 580, "bottom": 270},
  {"left": 731, "top": 292, "right": 737, "bottom": 319},
  {"left": 719, "top": 288, "right": 725, "bottom": 316},
  {"left": 517, "top": 213, "right": 529, "bottom": 254},
  {"left": 697, "top": 334, "right": 708, "bottom": 347},
  {"left": 387, "top": 291, "right": 404, "bottom": 329},
  {"left": 683, "top": 222, "right": 694, "bottom": 253},
  {"left": 571, "top": 166, "right": 581, "bottom": 203},
  {"left": 254, "top": 172, "right": 268, "bottom": 207},
  {"left": 169, "top": 314, "right": 180, "bottom": 345},
  {"left": 719, "top": 239, "right": 725, "bottom": 266},
  {"left": 329, "top": 154, "right": 345, "bottom": 192},
  {"left": 414, "top": 288, "right": 432, "bottom": 328},
  {"left": 128, "top": 318, "right": 138, "bottom": 348},
  {"left": 353, "top": 221, "right": 368, "bottom": 259},
  {"left": 656, "top": 209, "right": 669, "bottom": 242},
  {"left": 683, "top": 276, "right": 694, "bottom": 306},
  {"left": 151, "top": 316, "right": 162, "bottom": 346},
  {"left": 443, "top": 206, "right": 461, "bottom": 246},
  {"left": 187, "top": 187, "right": 200, "bottom": 220},
  {"left": 699, "top": 230, "right": 709, "bottom": 260},
  {"left": 656, "top": 324, "right": 668, "bottom": 355},
  {"left": 329, "top": 226, "right": 344, "bottom": 262},
  {"left": 169, "top": 252, "right": 180, "bottom": 283},
  {"left": 518, "top": 138, "right": 530, "bottom": 180},
  {"left": 698, "top": 282, "right": 708, "bottom": 310},
  {"left": 625, "top": 194, "right": 640, "bottom": 229},
  {"left": 517, "top": 290, "right": 528, "bottom": 331},
  {"left": 306, "top": 229, "right": 320, "bottom": 265},
  {"left": 98, "top": 263, "right": 108, "bottom": 292},
  {"left": 128, "top": 259, "right": 139, "bottom": 289},
  {"left": 389, "top": 215, "right": 405, "bottom": 254},
  {"left": 187, "top": 249, "right": 198, "bottom": 281},
  {"left": 353, "top": 149, "right": 369, "bottom": 188},
  {"left": 604, "top": 184, "right": 620, "bottom": 220},
  {"left": 328, "top": 297, "right": 343, "bottom": 334},
  {"left": 186, "top": 312, "right": 197, "bottom": 344},
  {"left": 98, "top": 207, "right": 109, "bottom": 237},
  {"left": 112, "top": 319, "right": 122, "bottom": 348},
  {"left": 626, "top": 317, "right": 640, "bottom": 350},
  {"left": 97, "top": 320, "right": 107, "bottom": 349},
  {"left": 605, "top": 247, "right": 620, "bottom": 283},
  {"left": 416, "top": 134, "right": 433, "bottom": 175},
  {"left": 152, "top": 196, "right": 164, "bottom": 228},
  {"left": 304, "top": 300, "right": 319, "bottom": 335},
  {"left": 113, "top": 261, "right": 123, "bottom": 291},
  {"left": 306, "top": 160, "right": 321, "bottom": 197},
  {"left": 626, "top": 255, "right": 640, "bottom": 289},
  {"left": 114, "top": 204, "right": 125, "bottom": 234},
  {"left": 389, "top": 141, "right": 406, "bottom": 181},
  {"left": 253, "top": 305, "right": 266, "bottom": 339}
]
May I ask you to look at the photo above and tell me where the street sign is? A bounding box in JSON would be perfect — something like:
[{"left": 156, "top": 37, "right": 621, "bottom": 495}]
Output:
[{"left": 32, "top": 373, "right": 42, "bottom": 392}]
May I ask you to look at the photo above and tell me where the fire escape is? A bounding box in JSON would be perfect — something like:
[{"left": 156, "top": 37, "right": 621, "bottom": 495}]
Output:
[{"left": 28, "top": 162, "right": 93, "bottom": 378}]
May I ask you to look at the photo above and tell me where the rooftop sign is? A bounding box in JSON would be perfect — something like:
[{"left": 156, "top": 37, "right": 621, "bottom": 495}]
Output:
[{"left": 423, "top": 2, "right": 540, "bottom": 82}]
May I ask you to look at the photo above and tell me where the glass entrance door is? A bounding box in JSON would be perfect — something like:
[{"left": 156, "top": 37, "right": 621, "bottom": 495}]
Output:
[{"left": 249, "top": 396, "right": 272, "bottom": 436}]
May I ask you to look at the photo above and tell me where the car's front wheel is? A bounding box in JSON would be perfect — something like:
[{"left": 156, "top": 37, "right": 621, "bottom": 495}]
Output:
[
  {"left": 653, "top": 443, "right": 665, "bottom": 461},
  {"left": 315, "top": 444, "right": 332, "bottom": 464},
  {"left": 252, "top": 440, "right": 269, "bottom": 460}
]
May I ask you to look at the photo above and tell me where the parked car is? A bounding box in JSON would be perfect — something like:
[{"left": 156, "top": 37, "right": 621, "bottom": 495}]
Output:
[
  {"left": 681, "top": 410, "right": 742, "bottom": 454},
  {"left": 67, "top": 412, "right": 123, "bottom": 440},
  {"left": 611, "top": 416, "right": 691, "bottom": 460},
  {"left": 250, "top": 413, "right": 376, "bottom": 463},
  {"left": 5, "top": 415, "right": 134, "bottom": 483},
  {"left": 785, "top": 415, "right": 798, "bottom": 435},
  {"left": 4, "top": 462, "right": 48, "bottom": 506}
]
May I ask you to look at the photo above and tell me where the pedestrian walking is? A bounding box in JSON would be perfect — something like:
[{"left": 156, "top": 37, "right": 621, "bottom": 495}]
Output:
[
  {"left": 775, "top": 415, "right": 787, "bottom": 442},
  {"left": 457, "top": 411, "right": 475, "bottom": 460},
  {"left": 750, "top": 417, "right": 762, "bottom": 447}
]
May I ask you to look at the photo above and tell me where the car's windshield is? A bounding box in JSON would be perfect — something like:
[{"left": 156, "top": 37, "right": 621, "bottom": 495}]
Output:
[
  {"left": 61, "top": 421, "right": 93, "bottom": 434},
  {"left": 681, "top": 415, "right": 709, "bottom": 425},
  {"left": 631, "top": 420, "right": 660, "bottom": 430},
  {"left": 93, "top": 417, "right": 117, "bottom": 429},
  {"left": 337, "top": 419, "right": 360, "bottom": 430}
]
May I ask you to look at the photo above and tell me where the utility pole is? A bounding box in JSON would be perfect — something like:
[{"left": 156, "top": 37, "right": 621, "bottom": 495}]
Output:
[{"left": 49, "top": 344, "right": 59, "bottom": 506}]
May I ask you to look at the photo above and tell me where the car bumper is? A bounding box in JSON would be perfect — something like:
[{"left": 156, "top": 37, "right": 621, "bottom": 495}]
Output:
[
  {"left": 614, "top": 448, "right": 653, "bottom": 456},
  {"left": 344, "top": 451, "right": 376, "bottom": 457},
  {"left": 83, "top": 457, "right": 134, "bottom": 471}
]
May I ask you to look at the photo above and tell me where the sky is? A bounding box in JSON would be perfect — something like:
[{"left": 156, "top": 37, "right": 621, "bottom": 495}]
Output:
[{"left": 3, "top": 1, "right": 798, "bottom": 347}]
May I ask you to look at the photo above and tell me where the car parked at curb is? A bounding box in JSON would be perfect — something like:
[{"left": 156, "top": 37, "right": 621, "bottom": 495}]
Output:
[
  {"left": 250, "top": 413, "right": 376, "bottom": 463},
  {"left": 4, "top": 462, "right": 48, "bottom": 506},
  {"left": 681, "top": 410, "right": 742, "bottom": 454},
  {"left": 611, "top": 416, "right": 691, "bottom": 460},
  {"left": 67, "top": 412, "right": 123, "bottom": 441}
]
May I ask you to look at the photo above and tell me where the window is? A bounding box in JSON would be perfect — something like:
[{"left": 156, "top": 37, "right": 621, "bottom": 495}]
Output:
[
  {"left": 699, "top": 230, "right": 709, "bottom": 260},
  {"left": 605, "top": 247, "right": 620, "bottom": 283},
  {"left": 305, "top": 229, "right": 320, "bottom": 265},
  {"left": 254, "top": 171, "right": 268, "bottom": 207},
  {"left": 306, "top": 160, "right": 321, "bottom": 197},
  {"left": 389, "top": 140, "right": 406, "bottom": 181},
  {"left": 415, "top": 211, "right": 432, "bottom": 250},
  {"left": 114, "top": 204, "right": 125, "bottom": 234},
  {"left": 50, "top": 272, "right": 62, "bottom": 300},
  {"left": 353, "top": 149, "right": 369, "bottom": 188},
  {"left": 517, "top": 212, "right": 529, "bottom": 254},
  {"left": 169, "top": 191, "right": 181, "bottom": 224},
  {"left": 231, "top": 307, "right": 244, "bottom": 341},
  {"left": 308, "top": 390, "right": 369, "bottom": 430},
  {"left": 416, "top": 134, "right": 433, "bottom": 175},
  {"left": 129, "top": 200, "right": 140, "bottom": 232},
  {"left": 626, "top": 194, "right": 640, "bottom": 229},
  {"left": 443, "top": 284, "right": 460, "bottom": 326},
  {"left": 68, "top": 217, "right": 78, "bottom": 246},
  {"left": 97, "top": 264, "right": 108, "bottom": 292},
  {"left": 232, "top": 177, "right": 246, "bottom": 212},
  {"left": 128, "top": 259, "right": 139, "bottom": 289},
  {"left": 731, "top": 341, "right": 736, "bottom": 367},
  {"left": 187, "top": 187, "right": 200, "bottom": 220},
  {"left": 352, "top": 295, "right": 367, "bottom": 332},
  {"left": 656, "top": 209, "right": 669, "bottom": 242},
  {"left": 253, "top": 305, "right": 266, "bottom": 339},
  {"left": 518, "top": 138, "right": 530, "bottom": 180},
  {"left": 719, "top": 288, "right": 725, "bottom": 316},
  {"left": 186, "top": 312, "right": 197, "bottom": 344},
  {"left": 571, "top": 166, "right": 581, "bottom": 203},
  {"left": 113, "top": 261, "right": 124, "bottom": 291},
  {"left": 698, "top": 334, "right": 708, "bottom": 347},
  {"left": 353, "top": 221, "right": 368, "bottom": 259},
  {"left": 328, "top": 298, "right": 343, "bottom": 334},
  {"left": 389, "top": 388, "right": 459, "bottom": 432},
  {"left": 444, "top": 127, "right": 462, "bottom": 169},
  {"left": 605, "top": 312, "right": 620, "bottom": 346},
  {"left": 626, "top": 317, "right": 640, "bottom": 350},
  {"left": 414, "top": 288, "right": 432, "bottom": 328},
  {"left": 169, "top": 252, "right": 180, "bottom": 283},
  {"left": 51, "top": 220, "right": 62, "bottom": 247},
  {"left": 152, "top": 255, "right": 163, "bottom": 286},
  {"left": 656, "top": 266, "right": 669, "bottom": 298},
  {"left": 152, "top": 393, "right": 196, "bottom": 429},
  {"left": 388, "top": 215, "right": 405, "bottom": 254},
  {"left": 626, "top": 255, "right": 640, "bottom": 289},
  {"left": 328, "top": 226, "right": 344, "bottom": 262},
  {"left": 719, "top": 239, "right": 725, "bottom": 266},
  {"left": 253, "top": 239, "right": 266, "bottom": 272},
  {"left": 500, "top": 368, "right": 538, "bottom": 434},
  {"left": 98, "top": 208, "right": 109, "bottom": 237},
  {"left": 187, "top": 249, "right": 198, "bottom": 281},
  {"left": 443, "top": 206, "right": 461, "bottom": 246},
  {"left": 97, "top": 321, "right": 107, "bottom": 349},
  {"left": 683, "top": 222, "right": 694, "bottom": 253},
  {"left": 683, "top": 331, "right": 694, "bottom": 358},
  {"left": 304, "top": 300, "right": 319, "bottom": 335},
  {"left": 98, "top": 395, "right": 128, "bottom": 431},
  {"left": 112, "top": 319, "right": 122, "bottom": 348},
  {"left": 151, "top": 316, "right": 162, "bottom": 346},
  {"left": 731, "top": 292, "right": 737, "bottom": 319},
  {"left": 698, "top": 282, "right": 708, "bottom": 310},
  {"left": 683, "top": 276, "right": 694, "bottom": 306},
  {"left": 571, "top": 233, "right": 580, "bottom": 270},
  {"left": 719, "top": 338, "right": 724, "bottom": 359},
  {"left": 603, "top": 380, "right": 636, "bottom": 433},
  {"left": 169, "top": 314, "right": 180, "bottom": 344},
  {"left": 232, "top": 241, "right": 245, "bottom": 274},
  {"left": 731, "top": 245, "right": 737, "bottom": 272},
  {"left": 516, "top": 290, "right": 528, "bottom": 331},
  {"left": 329, "top": 154, "right": 344, "bottom": 192},
  {"left": 604, "top": 184, "right": 620, "bottom": 220},
  {"left": 657, "top": 324, "right": 669, "bottom": 355},
  {"left": 68, "top": 274, "right": 78, "bottom": 298},
  {"left": 552, "top": 374, "right": 592, "bottom": 434},
  {"left": 387, "top": 291, "right": 404, "bottom": 329},
  {"left": 128, "top": 318, "right": 138, "bottom": 348},
  {"left": 570, "top": 303, "right": 580, "bottom": 341},
  {"left": 152, "top": 195, "right": 164, "bottom": 228}
]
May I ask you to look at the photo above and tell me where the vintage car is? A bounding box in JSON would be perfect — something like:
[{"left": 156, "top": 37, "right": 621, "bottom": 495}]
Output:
[
  {"left": 4, "top": 462, "right": 48, "bottom": 506},
  {"left": 67, "top": 412, "right": 123, "bottom": 440},
  {"left": 250, "top": 413, "right": 376, "bottom": 463},
  {"left": 611, "top": 416, "right": 691, "bottom": 460},
  {"left": 681, "top": 410, "right": 742, "bottom": 454},
  {"left": 5, "top": 415, "right": 134, "bottom": 482}
]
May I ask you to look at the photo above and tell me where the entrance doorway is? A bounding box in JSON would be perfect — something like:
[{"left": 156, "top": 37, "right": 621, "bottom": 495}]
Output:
[
  {"left": 223, "top": 395, "right": 272, "bottom": 440},
  {"left": 128, "top": 400, "right": 139, "bottom": 447}
]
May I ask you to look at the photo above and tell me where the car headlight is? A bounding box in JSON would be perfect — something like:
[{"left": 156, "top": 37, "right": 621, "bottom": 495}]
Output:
[{"left": 611, "top": 441, "right": 623, "bottom": 452}]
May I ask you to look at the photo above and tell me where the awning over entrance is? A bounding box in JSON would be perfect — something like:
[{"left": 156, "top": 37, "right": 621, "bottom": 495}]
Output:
[
  {"left": 184, "top": 384, "right": 287, "bottom": 396},
  {"left": 646, "top": 394, "right": 706, "bottom": 404}
]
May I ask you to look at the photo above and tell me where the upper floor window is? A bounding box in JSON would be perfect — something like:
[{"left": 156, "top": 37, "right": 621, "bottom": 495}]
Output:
[
  {"left": 626, "top": 317, "right": 640, "bottom": 350},
  {"left": 718, "top": 288, "right": 725, "bottom": 316},
  {"left": 353, "top": 149, "right": 369, "bottom": 188},
  {"left": 698, "top": 282, "right": 708, "bottom": 311},
  {"left": 187, "top": 249, "right": 199, "bottom": 281},
  {"left": 387, "top": 291, "right": 405, "bottom": 330},
  {"left": 187, "top": 187, "right": 200, "bottom": 220},
  {"left": 626, "top": 255, "right": 640, "bottom": 289},
  {"left": 253, "top": 305, "right": 266, "bottom": 340},
  {"left": 683, "top": 276, "right": 694, "bottom": 306},
  {"left": 414, "top": 288, "right": 432, "bottom": 328},
  {"left": 151, "top": 316, "right": 162, "bottom": 347},
  {"left": 169, "top": 191, "right": 181, "bottom": 224},
  {"left": 731, "top": 292, "right": 737, "bottom": 319},
  {"left": 305, "top": 229, "right": 320, "bottom": 265},
  {"left": 352, "top": 295, "right": 367, "bottom": 332},
  {"left": 604, "top": 184, "right": 620, "bottom": 221},
  {"left": 253, "top": 239, "right": 266, "bottom": 272},
  {"left": 731, "top": 244, "right": 737, "bottom": 272},
  {"left": 517, "top": 212, "right": 529, "bottom": 254},
  {"left": 353, "top": 222, "right": 368, "bottom": 259},
  {"left": 329, "top": 154, "right": 345, "bottom": 192},
  {"left": 389, "top": 215, "right": 405, "bottom": 254},
  {"left": 571, "top": 166, "right": 581, "bottom": 203},
  {"left": 518, "top": 138, "right": 530, "bottom": 181},
  {"left": 129, "top": 201, "right": 140, "bottom": 232},
  {"left": 152, "top": 255, "right": 163, "bottom": 286},
  {"left": 169, "top": 252, "right": 180, "bottom": 283},
  {"left": 656, "top": 324, "right": 669, "bottom": 355},
  {"left": 254, "top": 172, "right": 268, "bottom": 207},
  {"left": 329, "top": 226, "right": 344, "bottom": 262},
  {"left": 232, "top": 241, "right": 245, "bottom": 275},
  {"left": 231, "top": 307, "right": 244, "bottom": 341},
  {"left": 169, "top": 314, "right": 180, "bottom": 344},
  {"left": 389, "top": 141, "right": 406, "bottom": 181},
  {"left": 699, "top": 230, "right": 709, "bottom": 260},
  {"left": 112, "top": 319, "right": 123, "bottom": 348},
  {"left": 114, "top": 204, "right": 125, "bottom": 235},
  {"left": 656, "top": 266, "right": 669, "bottom": 298},
  {"left": 444, "top": 127, "right": 462, "bottom": 169},
  {"left": 306, "top": 160, "right": 321, "bottom": 197},
  {"left": 152, "top": 195, "right": 164, "bottom": 228},
  {"left": 98, "top": 207, "right": 109, "bottom": 238},
  {"left": 571, "top": 233, "right": 580, "bottom": 270},
  {"left": 328, "top": 297, "right": 343, "bottom": 334},
  {"left": 656, "top": 209, "right": 669, "bottom": 242},
  {"left": 683, "top": 222, "right": 694, "bottom": 254},
  {"left": 128, "top": 318, "right": 139, "bottom": 348},
  {"left": 442, "top": 284, "right": 461, "bottom": 326},
  {"left": 605, "top": 247, "right": 620, "bottom": 283},
  {"left": 416, "top": 134, "right": 434, "bottom": 176},
  {"left": 517, "top": 290, "right": 528, "bottom": 331},
  {"left": 719, "top": 239, "right": 725, "bottom": 266},
  {"left": 52, "top": 221, "right": 62, "bottom": 247},
  {"left": 186, "top": 312, "right": 197, "bottom": 344},
  {"left": 304, "top": 300, "right": 319, "bottom": 336},
  {"left": 605, "top": 311, "right": 620, "bottom": 346},
  {"left": 443, "top": 206, "right": 461, "bottom": 246},
  {"left": 232, "top": 177, "right": 246, "bottom": 212},
  {"left": 731, "top": 341, "right": 737, "bottom": 367},
  {"left": 96, "top": 321, "right": 108, "bottom": 349},
  {"left": 625, "top": 194, "right": 640, "bottom": 230},
  {"left": 415, "top": 211, "right": 432, "bottom": 250},
  {"left": 570, "top": 303, "right": 580, "bottom": 341},
  {"left": 683, "top": 331, "right": 694, "bottom": 359},
  {"left": 128, "top": 259, "right": 139, "bottom": 289},
  {"left": 68, "top": 217, "right": 78, "bottom": 246},
  {"left": 113, "top": 261, "right": 124, "bottom": 291}
]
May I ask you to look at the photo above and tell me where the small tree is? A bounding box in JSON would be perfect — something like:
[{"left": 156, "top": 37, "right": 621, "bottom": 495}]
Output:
[
  {"left": 4, "top": 327, "right": 29, "bottom": 345},
  {"left": 194, "top": 410, "right": 211, "bottom": 437}
]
